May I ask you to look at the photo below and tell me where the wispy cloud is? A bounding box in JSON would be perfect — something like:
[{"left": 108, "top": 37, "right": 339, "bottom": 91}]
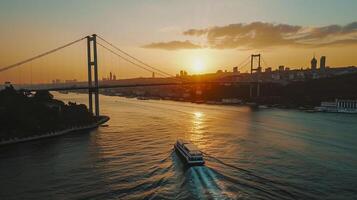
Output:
[
  {"left": 143, "top": 21, "right": 357, "bottom": 50},
  {"left": 142, "top": 40, "right": 201, "bottom": 50}
]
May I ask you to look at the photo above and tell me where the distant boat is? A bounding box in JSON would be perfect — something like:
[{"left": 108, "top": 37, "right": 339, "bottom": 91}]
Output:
[{"left": 174, "top": 139, "right": 205, "bottom": 166}]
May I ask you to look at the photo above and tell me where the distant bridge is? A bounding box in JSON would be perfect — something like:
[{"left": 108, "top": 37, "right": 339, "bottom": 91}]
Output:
[
  {"left": 0, "top": 34, "right": 266, "bottom": 116},
  {"left": 19, "top": 80, "right": 259, "bottom": 92}
]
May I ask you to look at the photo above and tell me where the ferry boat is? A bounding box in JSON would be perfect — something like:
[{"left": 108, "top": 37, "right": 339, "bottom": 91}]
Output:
[{"left": 174, "top": 139, "right": 205, "bottom": 166}]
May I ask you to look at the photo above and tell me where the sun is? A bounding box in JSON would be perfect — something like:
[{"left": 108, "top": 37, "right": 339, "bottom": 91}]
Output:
[{"left": 193, "top": 58, "right": 205, "bottom": 74}]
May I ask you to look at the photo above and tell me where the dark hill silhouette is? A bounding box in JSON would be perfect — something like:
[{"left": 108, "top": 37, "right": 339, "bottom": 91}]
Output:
[{"left": 0, "top": 85, "right": 96, "bottom": 141}]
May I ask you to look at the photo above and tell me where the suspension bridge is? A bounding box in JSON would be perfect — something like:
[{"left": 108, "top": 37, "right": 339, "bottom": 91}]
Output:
[{"left": 0, "top": 34, "right": 269, "bottom": 117}]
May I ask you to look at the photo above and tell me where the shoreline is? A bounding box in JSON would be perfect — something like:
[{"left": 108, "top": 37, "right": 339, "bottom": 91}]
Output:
[
  {"left": 114, "top": 95, "right": 315, "bottom": 110},
  {"left": 116, "top": 95, "right": 357, "bottom": 114},
  {"left": 0, "top": 116, "right": 110, "bottom": 146}
]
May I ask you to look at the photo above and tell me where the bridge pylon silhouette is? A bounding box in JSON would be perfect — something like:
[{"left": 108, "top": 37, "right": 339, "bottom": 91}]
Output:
[
  {"left": 0, "top": 33, "right": 272, "bottom": 114},
  {"left": 249, "top": 54, "right": 261, "bottom": 98},
  {"left": 87, "top": 34, "right": 99, "bottom": 117}
]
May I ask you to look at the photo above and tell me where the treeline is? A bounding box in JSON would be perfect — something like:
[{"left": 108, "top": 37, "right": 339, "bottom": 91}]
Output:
[{"left": 0, "top": 86, "right": 96, "bottom": 140}]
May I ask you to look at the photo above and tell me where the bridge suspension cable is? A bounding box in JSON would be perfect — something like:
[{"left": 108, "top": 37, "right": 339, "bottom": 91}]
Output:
[
  {"left": 97, "top": 42, "right": 166, "bottom": 76},
  {"left": 97, "top": 35, "right": 175, "bottom": 78},
  {"left": 237, "top": 56, "right": 251, "bottom": 72},
  {"left": 96, "top": 41, "right": 185, "bottom": 83},
  {"left": 0, "top": 36, "right": 87, "bottom": 73},
  {"left": 237, "top": 56, "right": 251, "bottom": 68},
  {"left": 261, "top": 56, "right": 269, "bottom": 68}
]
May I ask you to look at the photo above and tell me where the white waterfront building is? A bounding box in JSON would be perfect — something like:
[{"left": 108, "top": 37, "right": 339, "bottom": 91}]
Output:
[{"left": 316, "top": 99, "right": 357, "bottom": 113}]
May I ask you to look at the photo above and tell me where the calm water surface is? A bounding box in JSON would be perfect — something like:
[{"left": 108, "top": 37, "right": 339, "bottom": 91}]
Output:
[{"left": 1, "top": 93, "right": 357, "bottom": 200}]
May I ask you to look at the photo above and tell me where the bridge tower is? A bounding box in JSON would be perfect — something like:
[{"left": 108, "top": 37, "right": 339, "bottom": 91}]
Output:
[
  {"left": 250, "top": 54, "right": 261, "bottom": 98},
  {"left": 87, "top": 34, "right": 100, "bottom": 117}
]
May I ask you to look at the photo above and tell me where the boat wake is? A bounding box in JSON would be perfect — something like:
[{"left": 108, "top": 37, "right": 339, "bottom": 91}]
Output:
[
  {"left": 202, "top": 152, "right": 311, "bottom": 200},
  {"left": 189, "top": 166, "right": 235, "bottom": 200},
  {"left": 166, "top": 147, "right": 231, "bottom": 199}
]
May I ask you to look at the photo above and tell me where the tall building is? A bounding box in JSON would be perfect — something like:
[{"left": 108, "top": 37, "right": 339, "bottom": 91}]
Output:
[
  {"left": 320, "top": 56, "right": 326, "bottom": 70},
  {"left": 278, "top": 65, "right": 285, "bottom": 71},
  {"left": 233, "top": 66, "right": 239, "bottom": 73},
  {"left": 110, "top": 72, "right": 113, "bottom": 81},
  {"left": 311, "top": 56, "right": 317, "bottom": 70}
]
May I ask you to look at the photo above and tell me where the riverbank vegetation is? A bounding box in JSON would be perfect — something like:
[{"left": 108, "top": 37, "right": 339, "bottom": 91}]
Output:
[{"left": 0, "top": 85, "right": 96, "bottom": 141}]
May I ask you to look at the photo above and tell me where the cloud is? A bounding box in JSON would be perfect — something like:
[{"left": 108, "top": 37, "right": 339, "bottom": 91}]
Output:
[
  {"left": 182, "top": 21, "right": 357, "bottom": 49},
  {"left": 142, "top": 40, "right": 201, "bottom": 50},
  {"left": 142, "top": 21, "right": 357, "bottom": 50}
]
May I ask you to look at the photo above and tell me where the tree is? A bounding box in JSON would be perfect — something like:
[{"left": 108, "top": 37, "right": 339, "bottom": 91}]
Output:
[{"left": 33, "top": 90, "right": 53, "bottom": 101}]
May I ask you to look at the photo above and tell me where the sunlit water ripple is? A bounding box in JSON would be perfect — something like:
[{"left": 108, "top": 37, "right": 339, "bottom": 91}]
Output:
[{"left": 1, "top": 93, "right": 357, "bottom": 199}]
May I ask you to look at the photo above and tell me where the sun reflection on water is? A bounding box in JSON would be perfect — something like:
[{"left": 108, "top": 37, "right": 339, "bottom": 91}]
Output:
[{"left": 189, "top": 111, "right": 206, "bottom": 147}]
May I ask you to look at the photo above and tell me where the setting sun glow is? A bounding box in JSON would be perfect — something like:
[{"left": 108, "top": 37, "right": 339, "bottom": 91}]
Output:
[{"left": 192, "top": 58, "right": 205, "bottom": 74}]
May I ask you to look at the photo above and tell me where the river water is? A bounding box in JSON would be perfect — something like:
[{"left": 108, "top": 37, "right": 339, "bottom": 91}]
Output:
[{"left": 1, "top": 93, "right": 357, "bottom": 200}]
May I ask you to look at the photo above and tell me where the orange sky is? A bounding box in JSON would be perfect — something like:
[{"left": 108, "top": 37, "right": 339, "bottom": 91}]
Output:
[{"left": 1, "top": 0, "right": 357, "bottom": 84}]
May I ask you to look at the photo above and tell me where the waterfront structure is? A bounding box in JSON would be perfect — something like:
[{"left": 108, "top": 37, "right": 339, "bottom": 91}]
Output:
[{"left": 316, "top": 99, "right": 357, "bottom": 113}]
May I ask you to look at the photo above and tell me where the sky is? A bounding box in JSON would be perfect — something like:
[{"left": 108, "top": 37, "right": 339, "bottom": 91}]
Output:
[{"left": 0, "top": 0, "right": 357, "bottom": 83}]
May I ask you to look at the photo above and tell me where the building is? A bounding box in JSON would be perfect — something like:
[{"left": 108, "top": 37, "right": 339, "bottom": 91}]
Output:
[
  {"left": 320, "top": 56, "right": 326, "bottom": 70},
  {"left": 52, "top": 79, "right": 61, "bottom": 84},
  {"left": 233, "top": 66, "right": 239, "bottom": 73},
  {"left": 179, "top": 70, "right": 188, "bottom": 77},
  {"left": 311, "top": 56, "right": 317, "bottom": 70},
  {"left": 316, "top": 99, "right": 357, "bottom": 113},
  {"left": 102, "top": 72, "right": 117, "bottom": 81},
  {"left": 5, "top": 81, "right": 11, "bottom": 88},
  {"left": 278, "top": 65, "right": 285, "bottom": 71},
  {"left": 336, "top": 99, "right": 357, "bottom": 112}
]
